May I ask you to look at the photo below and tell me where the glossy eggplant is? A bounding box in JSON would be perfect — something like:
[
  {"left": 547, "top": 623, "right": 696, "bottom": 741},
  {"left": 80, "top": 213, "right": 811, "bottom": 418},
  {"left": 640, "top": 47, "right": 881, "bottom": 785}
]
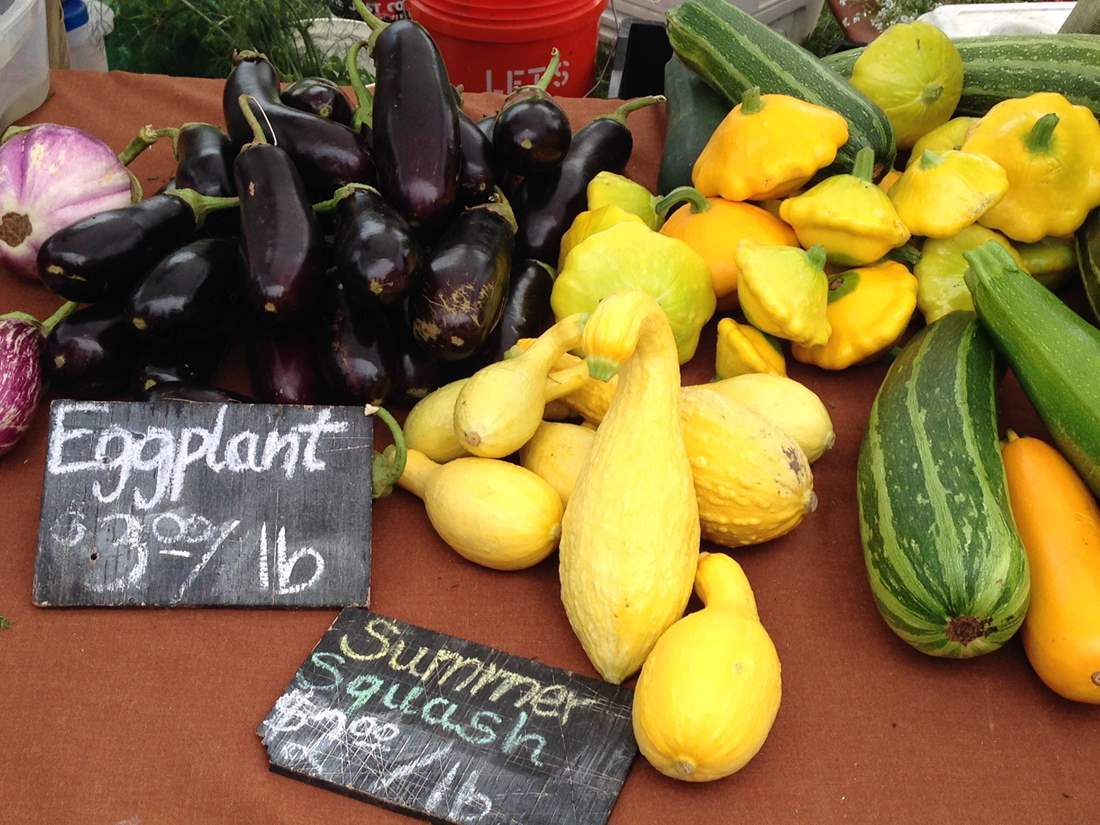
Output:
[
  {"left": 235, "top": 96, "right": 325, "bottom": 323},
  {"left": 457, "top": 109, "right": 498, "bottom": 205},
  {"left": 492, "top": 49, "right": 571, "bottom": 176},
  {"left": 126, "top": 237, "right": 239, "bottom": 342},
  {"left": 317, "top": 280, "right": 394, "bottom": 405},
  {"left": 174, "top": 122, "right": 238, "bottom": 234},
  {"left": 43, "top": 303, "right": 135, "bottom": 397},
  {"left": 482, "top": 259, "right": 556, "bottom": 362},
  {"left": 280, "top": 77, "right": 354, "bottom": 125},
  {"left": 146, "top": 382, "right": 252, "bottom": 404},
  {"left": 410, "top": 196, "right": 515, "bottom": 361},
  {"left": 477, "top": 115, "right": 496, "bottom": 141},
  {"left": 247, "top": 327, "right": 325, "bottom": 405},
  {"left": 133, "top": 335, "right": 230, "bottom": 397},
  {"left": 516, "top": 95, "right": 663, "bottom": 264},
  {"left": 223, "top": 52, "right": 374, "bottom": 199},
  {"left": 324, "top": 184, "right": 422, "bottom": 307},
  {"left": 36, "top": 190, "right": 235, "bottom": 302},
  {"left": 385, "top": 302, "right": 444, "bottom": 402},
  {"left": 358, "top": 5, "right": 460, "bottom": 229}
]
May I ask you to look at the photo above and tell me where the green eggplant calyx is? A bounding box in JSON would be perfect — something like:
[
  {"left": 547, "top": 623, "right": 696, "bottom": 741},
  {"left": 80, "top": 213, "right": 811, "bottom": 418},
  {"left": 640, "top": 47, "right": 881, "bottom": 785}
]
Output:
[
  {"left": 369, "top": 406, "right": 407, "bottom": 499},
  {"left": 353, "top": 0, "right": 388, "bottom": 48},
  {"left": 167, "top": 188, "right": 240, "bottom": 229},
  {"left": 346, "top": 40, "right": 375, "bottom": 133},
  {"left": 740, "top": 86, "right": 764, "bottom": 115},
  {"left": 0, "top": 310, "right": 39, "bottom": 326},
  {"left": 599, "top": 95, "right": 665, "bottom": 127},
  {"left": 805, "top": 244, "right": 828, "bottom": 271},
  {"left": 1025, "top": 113, "right": 1060, "bottom": 154},
  {"left": 232, "top": 49, "right": 271, "bottom": 67},
  {"left": 851, "top": 146, "right": 876, "bottom": 182},
  {"left": 312, "top": 182, "right": 380, "bottom": 213},
  {"left": 921, "top": 83, "right": 944, "bottom": 104},
  {"left": 472, "top": 188, "right": 518, "bottom": 233},
  {"left": 586, "top": 355, "right": 620, "bottom": 382},
  {"left": 118, "top": 124, "right": 176, "bottom": 166},
  {"left": 654, "top": 186, "right": 710, "bottom": 220}
]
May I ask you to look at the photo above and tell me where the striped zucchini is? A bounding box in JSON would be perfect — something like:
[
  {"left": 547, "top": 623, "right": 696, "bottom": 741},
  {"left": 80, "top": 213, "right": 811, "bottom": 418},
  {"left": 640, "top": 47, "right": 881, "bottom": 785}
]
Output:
[
  {"left": 965, "top": 241, "right": 1100, "bottom": 497},
  {"left": 1075, "top": 208, "right": 1100, "bottom": 325},
  {"left": 667, "top": 0, "right": 896, "bottom": 177},
  {"left": 857, "top": 312, "right": 1029, "bottom": 658},
  {"left": 824, "top": 35, "right": 1100, "bottom": 118}
]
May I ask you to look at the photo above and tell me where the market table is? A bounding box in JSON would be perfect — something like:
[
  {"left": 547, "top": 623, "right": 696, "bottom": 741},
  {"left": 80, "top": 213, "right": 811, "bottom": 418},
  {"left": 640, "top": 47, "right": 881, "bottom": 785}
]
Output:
[{"left": 1, "top": 69, "right": 1098, "bottom": 825}]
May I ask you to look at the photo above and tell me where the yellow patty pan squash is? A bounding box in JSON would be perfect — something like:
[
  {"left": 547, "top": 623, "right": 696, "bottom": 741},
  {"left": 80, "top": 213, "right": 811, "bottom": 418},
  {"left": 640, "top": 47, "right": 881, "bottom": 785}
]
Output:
[
  {"left": 906, "top": 116, "right": 975, "bottom": 167},
  {"left": 715, "top": 317, "right": 786, "bottom": 378},
  {"left": 850, "top": 21, "right": 963, "bottom": 149},
  {"left": 519, "top": 421, "right": 595, "bottom": 505},
  {"left": 399, "top": 450, "right": 563, "bottom": 570},
  {"left": 558, "top": 204, "right": 645, "bottom": 269},
  {"left": 633, "top": 552, "right": 782, "bottom": 782},
  {"left": 683, "top": 387, "right": 816, "bottom": 547},
  {"left": 692, "top": 87, "right": 849, "bottom": 201},
  {"left": 1017, "top": 236, "right": 1077, "bottom": 290},
  {"left": 889, "top": 149, "right": 1008, "bottom": 238},
  {"left": 552, "top": 221, "right": 716, "bottom": 363},
  {"left": 792, "top": 261, "right": 918, "bottom": 370},
  {"left": 560, "top": 291, "right": 699, "bottom": 684},
  {"left": 779, "top": 147, "right": 910, "bottom": 266},
  {"left": 661, "top": 198, "right": 798, "bottom": 307},
  {"left": 585, "top": 171, "right": 709, "bottom": 231},
  {"left": 914, "top": 224, "right": 1026, "bottom": 323},
  {"left": 736, "top": 241, "right": 831, "bottom": 347},
  {"left": 963, "top": 92, "right": 1100, "bottom": 242}
]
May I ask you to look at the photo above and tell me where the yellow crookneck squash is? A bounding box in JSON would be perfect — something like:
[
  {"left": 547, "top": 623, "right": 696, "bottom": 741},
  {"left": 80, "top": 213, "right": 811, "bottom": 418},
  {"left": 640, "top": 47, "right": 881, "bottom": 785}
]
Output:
[
  {"left": 398, "top": 450, "right": 563, "bottom": 571},
  {"left": 454, "top": 314, "right": 586, "bottom": 458},
  {"left": 519, "top": 421, "right": 596, "bottom": 505},
  {"left": 559, "top": 291, "right": 699, "bottom": 684},
  {"left": 1003, "top": 433, "right": 1100, "bottom": 704},
  {"left": 633, "top": 552, "right": 782, "bottom": 782}
]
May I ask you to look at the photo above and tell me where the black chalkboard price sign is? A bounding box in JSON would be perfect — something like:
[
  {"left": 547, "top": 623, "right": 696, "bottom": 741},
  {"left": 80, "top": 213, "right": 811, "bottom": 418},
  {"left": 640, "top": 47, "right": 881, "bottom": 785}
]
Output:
[
  {"left": 32, "top": 400, "right": 374, "bottom": 608},
  {"left": 259, "top": 609, "right": 638, "bottom": 825}
]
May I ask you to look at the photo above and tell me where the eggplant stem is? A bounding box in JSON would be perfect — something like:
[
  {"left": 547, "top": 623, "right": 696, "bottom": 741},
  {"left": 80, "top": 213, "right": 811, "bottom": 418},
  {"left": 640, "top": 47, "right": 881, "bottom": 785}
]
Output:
[
  {"left": 353, "top": 0, "right": 388, "bottom": 46},
  {"left": 167, "top": 188, "right": 240, "bottom": 228},
  {"left": 471, "top": 188, "right": 517, "bottom": 233},
  {"left": 654, "top": 186, "right": 710, "bottom": 220},
  {"left": 600, "top": 95, "right": 665, "bottom": 125},
  {"left": 535, "top": 48, "right": 561, "bottom": 93},
  {"left": 346, "top": 40, "right": 375, "bottom": 133},
  {"left": 117, "top": 124, "right": 175, "bottom": 166},
  {"left": 40, "top": 301, "right": 79, "bottom": 334},
  {"left": 368, "top": 406, "right": 407, "bottom": 499},
  {"left": 312, "top": 182, "right": 380, "bottom": 213},
  {"left": 238, "top": 94, "right": 271, "bottom": 147}
]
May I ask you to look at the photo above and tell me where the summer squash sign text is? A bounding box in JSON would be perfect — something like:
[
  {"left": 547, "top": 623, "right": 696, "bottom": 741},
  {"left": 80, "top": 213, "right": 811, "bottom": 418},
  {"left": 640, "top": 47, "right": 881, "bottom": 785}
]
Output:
[{"left": 33, "top": 401, "right": 374, "bottom": 607}]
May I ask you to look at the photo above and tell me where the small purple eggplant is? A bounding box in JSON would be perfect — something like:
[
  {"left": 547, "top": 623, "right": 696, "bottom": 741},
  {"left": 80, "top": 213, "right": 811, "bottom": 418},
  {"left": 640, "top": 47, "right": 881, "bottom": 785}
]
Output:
[
  {"left": 0, "top": 123, "right": 166, "bottom": 282},
  {"left": 0, "top": 302, "right": 76, "bottom": 455}
]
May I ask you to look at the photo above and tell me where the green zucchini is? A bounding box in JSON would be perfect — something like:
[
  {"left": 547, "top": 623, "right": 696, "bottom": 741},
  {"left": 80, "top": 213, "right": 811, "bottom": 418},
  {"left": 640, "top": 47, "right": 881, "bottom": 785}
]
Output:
[
  {"left": 965, "top": 241, "right": 1100, "bottom": 496},
  {"left": 857, "top": 312, "right": 1029, "bottom": 658},
  {"left": 666, "top": 0, "right": 896, "bottom": 177},
  {"left": 824, "top": 35, "right": 1100, "bottom": 118},
  {"left": 658, "top": 56, "right": 729, "bottom": 195},
  {"left": 1074, "top": 208, "right": 1100, "bottom": 324}
]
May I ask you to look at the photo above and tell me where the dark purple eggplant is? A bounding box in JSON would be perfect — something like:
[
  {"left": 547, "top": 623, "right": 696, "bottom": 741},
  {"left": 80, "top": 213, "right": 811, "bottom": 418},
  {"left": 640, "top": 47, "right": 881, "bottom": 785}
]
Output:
[
  {"left": 457, "top": 109, "right": 498, "bottom": 205},
  {"left": 410, "top": 195, "right": 515, "bottom": 361},
  {"left": 280, "top": 77, "right": 354, "bottom": 125},
  {"left": 132, "top": 335, "right": 229, "bottom": 397},
  {"left": 492, "top": 49, "right": 571, "bottom": 176},
  {"left": 36, "top": 190, "right": 237, "bottom": 303},
  {"left": 247, "top": 326, "right": 325, "bottom": 405},
  {"left": 146, "top": 382, "right": 252, "bottom": 404},
  {"left": 223, "top": 51, "right": 374, "bottom": 200},
  {"left": 482, "top": 259, "right": 556, "bottom": 362},
  {"left": 356, "top": 4, "right": 460, "bottom": 229},
  {"left": 43, "top": 303, "right": 135, "bottom": 397},
  {"left": 477, "top": 115, "right": 496, "bottom": 141},
  {"left": 320, "top": 183, "right": 423, "bottom": 307},
  {"left": 126, "top": 237, "right": 239, "bottom": 343},
  {"left": 173, "top": 122, "right": 238, "bottom": 234},
  {"left": 384, "top": 302, "right": 444, "bottom": 402},
  {"left": 316, "top": 279, "right": 394, "bottom": 405},
  {"left": 234, "top": 95, "right": 325, "bottom": 323},
  {"left": 516, "top": 95, "right": 663, "bottom": 264}
]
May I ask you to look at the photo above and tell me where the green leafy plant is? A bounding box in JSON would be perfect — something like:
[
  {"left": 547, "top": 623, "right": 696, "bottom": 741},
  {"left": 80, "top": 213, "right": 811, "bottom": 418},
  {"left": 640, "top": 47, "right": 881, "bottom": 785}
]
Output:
[{"left": 104, "top": 0, "right": 354, "bottom": 82}]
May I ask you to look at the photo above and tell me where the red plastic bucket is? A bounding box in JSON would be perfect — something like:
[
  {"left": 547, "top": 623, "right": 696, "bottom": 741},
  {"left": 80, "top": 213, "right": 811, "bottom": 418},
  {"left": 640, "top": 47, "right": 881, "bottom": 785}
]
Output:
[{"left": 407, "top": 0, "right": 607, "bottom": 97}]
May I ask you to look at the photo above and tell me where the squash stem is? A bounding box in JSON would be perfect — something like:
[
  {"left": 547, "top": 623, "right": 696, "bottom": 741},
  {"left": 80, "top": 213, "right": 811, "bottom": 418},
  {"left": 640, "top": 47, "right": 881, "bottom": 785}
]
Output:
[
  {"left": 805, "top": 244, "right": 828, "bottom": 271},
  {"left": 921, "top": 83, "right": 944, "bottom": 104},
  {"left": 918, "top": 149, "right": 945, "bottom": 170},
  {"left": 347, "top": 40, "right": 375, "bottom": 133},
  {"left": 851, "top": 146, "right": 875, "bottom": 182},
  {"left": 654, "top": 186, "right": 710, "bottom": 220},
  {"left": 1025, "top": 113, "right": 1060, "bottom": 154},
  {"left": 369, "top": 406, "right": 408, "bottom": 499},
  {"left": 586, "top": 355, "right": 620, "bottom": 382},
  {"left": 963, "top": 241, "right": 1021, "bottom": 293},
  {"left": 740, "top": 86, "right": 763, "bottom": 114}
]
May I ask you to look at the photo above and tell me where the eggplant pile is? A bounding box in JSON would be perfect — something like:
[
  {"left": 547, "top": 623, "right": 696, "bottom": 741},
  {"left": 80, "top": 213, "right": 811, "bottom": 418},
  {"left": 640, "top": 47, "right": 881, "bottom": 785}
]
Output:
[{"left": 0, "top": 4, "right": 659, "bottom": 455}]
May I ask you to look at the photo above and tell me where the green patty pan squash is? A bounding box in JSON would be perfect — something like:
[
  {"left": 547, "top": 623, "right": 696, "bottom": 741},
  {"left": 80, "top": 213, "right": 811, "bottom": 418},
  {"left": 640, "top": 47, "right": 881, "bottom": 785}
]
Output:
[
  {"left": 633, "top": 552, "right": 782, "bottom": 782},
  {"left": 560, "top": 290, "right": 700, "bottom": 684},
  {"left": 552, "top": 221, "right": 716, "bottom": 363},
  {"left": 736, "top": 241, "right": 830, "bottom": 347},
  {"left": 779, "top": 147, "right": 910, "bottom": 266},
  {"left": 914, "top": 225, "right": 1026, "bottom": 323}
]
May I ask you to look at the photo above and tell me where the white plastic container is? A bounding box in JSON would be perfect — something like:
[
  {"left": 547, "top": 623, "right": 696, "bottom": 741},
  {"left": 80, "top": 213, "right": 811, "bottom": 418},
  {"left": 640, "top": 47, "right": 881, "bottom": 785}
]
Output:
[
  {"left": 0, "top": 0, "right": 50, "bottom": 131},
  {"left": 67, "top": 0, "right": 115, "bottom": 72},
  {"left": 600, "top": 0, "right": 825, "bottom": 44},
  {"left": 918, "top": 2, "right": 1075, "bottom": 37}
]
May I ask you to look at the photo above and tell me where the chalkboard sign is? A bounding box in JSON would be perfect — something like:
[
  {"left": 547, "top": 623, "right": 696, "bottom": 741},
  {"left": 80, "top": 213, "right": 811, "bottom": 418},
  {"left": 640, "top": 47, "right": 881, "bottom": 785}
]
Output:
[
  {"left": 32, "top": 400, "right": 374, "bottom": 608},
  {"left": 259, "top": 609, "right": 637, "bottom": 825}
]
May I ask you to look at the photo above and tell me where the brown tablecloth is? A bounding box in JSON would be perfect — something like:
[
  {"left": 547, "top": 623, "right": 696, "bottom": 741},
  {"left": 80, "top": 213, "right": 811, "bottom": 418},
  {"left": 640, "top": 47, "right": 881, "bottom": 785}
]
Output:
[{"left": 2, "top": 70, "right": 1097, "bottom": 825}]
